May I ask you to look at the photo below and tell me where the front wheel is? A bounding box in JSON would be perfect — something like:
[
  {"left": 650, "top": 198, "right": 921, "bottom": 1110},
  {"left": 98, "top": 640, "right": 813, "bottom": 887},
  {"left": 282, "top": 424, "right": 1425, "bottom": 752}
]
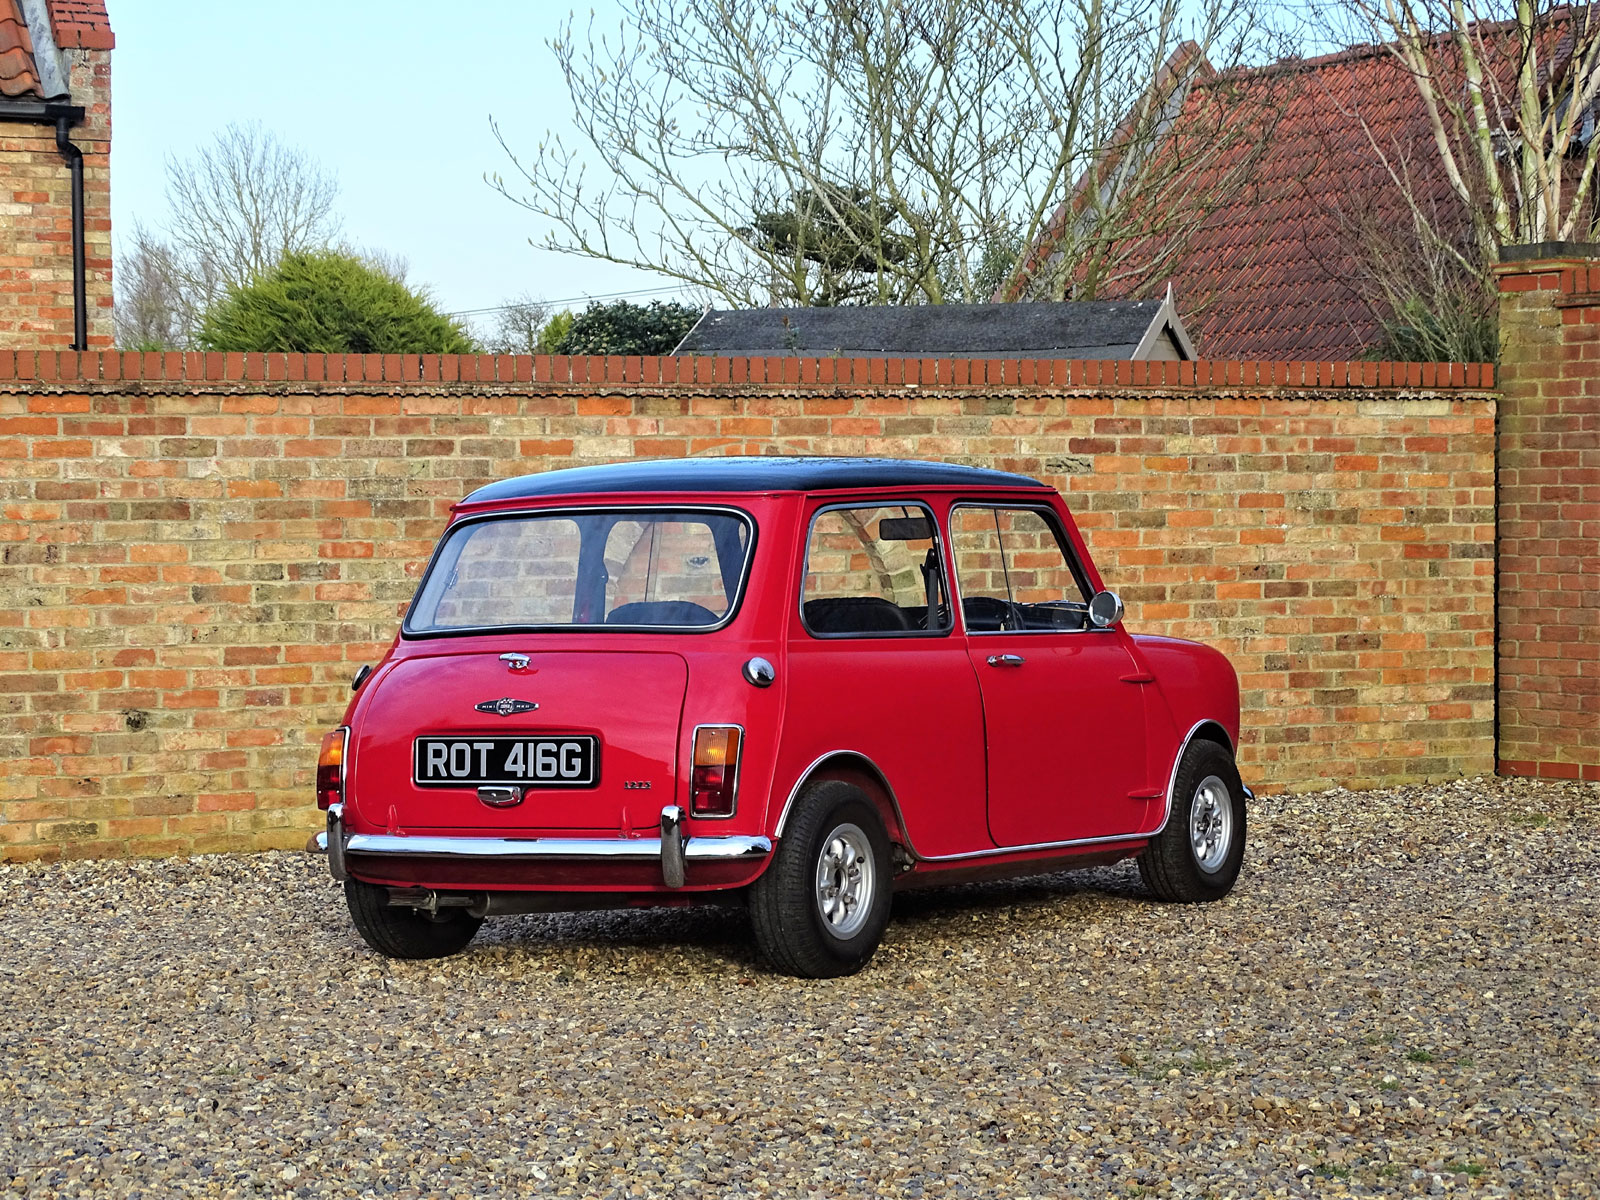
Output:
[
  {"left": 750, "top": 781, "right": 893, "bottom": 978},
  {"left": 1138, "top": 739, "right": 1246, "bottom": 903},
  {"left": 344, "top": 879, "right": 483, "bottom": 959}
]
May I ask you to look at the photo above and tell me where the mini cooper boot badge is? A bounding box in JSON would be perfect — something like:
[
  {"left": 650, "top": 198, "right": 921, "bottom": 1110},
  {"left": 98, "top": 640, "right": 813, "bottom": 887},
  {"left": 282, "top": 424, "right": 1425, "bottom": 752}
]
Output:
[{"left": 475, "top": 698, "right": 539, "bottom": 716}]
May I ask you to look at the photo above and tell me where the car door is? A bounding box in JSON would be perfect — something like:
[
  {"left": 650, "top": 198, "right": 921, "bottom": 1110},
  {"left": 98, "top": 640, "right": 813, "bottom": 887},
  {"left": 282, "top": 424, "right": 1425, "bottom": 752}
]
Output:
[
  {"left": 949, "top": 503, "right": 1151, "bottom": 846},
  {"left": 780, "top": 499, "right": 991, "bottom": 858}
]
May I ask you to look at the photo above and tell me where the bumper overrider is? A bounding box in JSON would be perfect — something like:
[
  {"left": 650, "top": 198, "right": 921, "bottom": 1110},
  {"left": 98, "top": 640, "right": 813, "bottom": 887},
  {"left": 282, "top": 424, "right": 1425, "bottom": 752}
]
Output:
[{"left": 313, "top": 804, "right": 772, "bottom": 889}]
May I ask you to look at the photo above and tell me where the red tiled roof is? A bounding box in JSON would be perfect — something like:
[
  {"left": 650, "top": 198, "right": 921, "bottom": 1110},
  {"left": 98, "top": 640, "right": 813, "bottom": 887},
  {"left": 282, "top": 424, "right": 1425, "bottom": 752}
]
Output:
[
  {"left": 46, "top": 0, "right": 113, "bottom": 50},
  {"left": 1019, "top": 23, "right": 1587, "bottom": 360},
  {"left": 1164, "top": 43, "right": 1465, "bottom": 359},
  {"left": 0, "top": 0, "right": 42, "bottom": 98}
]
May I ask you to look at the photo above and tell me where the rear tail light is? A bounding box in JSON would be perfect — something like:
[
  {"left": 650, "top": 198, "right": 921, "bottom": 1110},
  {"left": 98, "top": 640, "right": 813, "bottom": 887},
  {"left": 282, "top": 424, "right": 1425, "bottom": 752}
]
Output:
[
  {"left": 316, "top": 727, "right": 348, "bottom": 811},
  {"left": 690, "top": 725, "right": 742, "bottom": 817}
]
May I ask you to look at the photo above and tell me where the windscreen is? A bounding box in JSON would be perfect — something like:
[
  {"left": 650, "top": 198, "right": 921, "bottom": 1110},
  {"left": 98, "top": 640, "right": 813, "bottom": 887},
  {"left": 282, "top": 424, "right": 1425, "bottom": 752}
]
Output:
[{"left": 405, "top": 509, "right": 753, "bottom": 634}]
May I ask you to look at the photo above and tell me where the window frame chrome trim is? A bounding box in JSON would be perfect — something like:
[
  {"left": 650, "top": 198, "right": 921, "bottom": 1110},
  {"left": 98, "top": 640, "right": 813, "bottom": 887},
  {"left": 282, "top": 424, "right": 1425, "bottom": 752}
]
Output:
[
  {"left": 947, "top": 500, "right": 1106, "bottom": 636},
  {"left": 797, "top": 499, "right": 955, "bottom": 641},
  {"left": 401, "top": 503, "right": 758, "bottom": 639}
]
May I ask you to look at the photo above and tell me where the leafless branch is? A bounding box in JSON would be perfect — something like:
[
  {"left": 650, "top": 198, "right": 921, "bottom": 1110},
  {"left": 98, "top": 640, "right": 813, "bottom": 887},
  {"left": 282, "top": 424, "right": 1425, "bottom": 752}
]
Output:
[
  {"left": 490, "top": 0, "right": 1286, "bottom": 306},
  {"left": 113, "top": 123, "right": 342, "bottom": 347}
]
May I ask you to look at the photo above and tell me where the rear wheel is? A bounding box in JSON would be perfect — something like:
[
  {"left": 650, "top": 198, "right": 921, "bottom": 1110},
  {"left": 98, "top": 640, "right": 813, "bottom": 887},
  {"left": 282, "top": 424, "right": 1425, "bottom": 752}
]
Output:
[
  {"left": 750, "top": 781, "right": 893, "bottom": 978},
  {"left": 343, "top": 879, "right": 483, "bottom": 959},
  {"left": 1138, "top": 739, "right": 1246, "bottom": 903}
]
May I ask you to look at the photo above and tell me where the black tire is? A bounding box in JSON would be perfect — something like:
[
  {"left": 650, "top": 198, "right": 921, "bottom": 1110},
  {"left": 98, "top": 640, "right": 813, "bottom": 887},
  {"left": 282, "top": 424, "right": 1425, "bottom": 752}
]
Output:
[
  {"left": 750, "top": 781, "right": 893, "bottom": 978},
  {"left": 1138, "top": 739, "right": 1246, "bottom": 903},
  {"left": 343, "top": 879, "right": 483, "bottom": 960}
]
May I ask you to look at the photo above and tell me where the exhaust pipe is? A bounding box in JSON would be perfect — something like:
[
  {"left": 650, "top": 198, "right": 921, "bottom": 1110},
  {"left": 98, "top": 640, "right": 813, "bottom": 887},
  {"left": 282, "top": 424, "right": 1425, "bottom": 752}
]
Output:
[{"left": 383, "top": 887, "right": 675, "bottom": 919}]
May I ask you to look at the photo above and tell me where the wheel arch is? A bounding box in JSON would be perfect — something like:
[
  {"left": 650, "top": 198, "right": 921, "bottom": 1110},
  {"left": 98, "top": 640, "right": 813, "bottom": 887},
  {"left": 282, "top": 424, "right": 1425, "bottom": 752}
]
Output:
[
  {"left": 773, "top": 751, "right": 912, "bottom": 853},
  {"left": 1187, "top": 720, "right": 1234, "bottom": 754},
  {"left": 1152, "top": 719, "right": 1236, "bottom": 836}
]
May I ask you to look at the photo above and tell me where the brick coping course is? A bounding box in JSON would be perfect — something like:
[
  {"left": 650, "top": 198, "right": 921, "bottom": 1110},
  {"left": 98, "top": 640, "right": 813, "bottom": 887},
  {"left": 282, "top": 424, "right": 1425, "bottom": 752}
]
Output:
[{"left": 0, "top": 351, "right": 1494, "bottom": 391}]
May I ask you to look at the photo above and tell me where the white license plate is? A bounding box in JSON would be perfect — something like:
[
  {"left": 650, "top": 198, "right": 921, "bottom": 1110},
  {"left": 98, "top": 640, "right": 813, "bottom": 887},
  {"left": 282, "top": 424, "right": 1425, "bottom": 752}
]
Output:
[{"left": 412, "top": 736, "right": 599, "bottom": 788}]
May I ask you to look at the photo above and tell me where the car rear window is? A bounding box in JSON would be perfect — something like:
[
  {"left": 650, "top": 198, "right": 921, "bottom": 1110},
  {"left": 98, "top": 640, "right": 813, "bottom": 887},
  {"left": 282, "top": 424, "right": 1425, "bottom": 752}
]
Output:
[{"left": 404, "top": 509, "right": 753, "bottom": 634}]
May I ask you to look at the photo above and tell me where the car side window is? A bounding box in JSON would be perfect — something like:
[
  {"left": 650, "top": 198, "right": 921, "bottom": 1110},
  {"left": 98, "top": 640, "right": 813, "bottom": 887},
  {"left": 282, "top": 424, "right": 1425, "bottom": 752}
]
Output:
[
  {"left": 950, "top": 506, "right": 1093, "bottom": 633},
  {"left": 801, "top": 504, "right": 951, "bottom": 637}
]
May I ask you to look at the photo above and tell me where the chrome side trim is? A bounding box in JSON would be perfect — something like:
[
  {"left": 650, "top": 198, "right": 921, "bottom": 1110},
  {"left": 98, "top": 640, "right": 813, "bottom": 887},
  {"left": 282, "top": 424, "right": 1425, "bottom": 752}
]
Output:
[
  {"left": 767, "top": 728, "right": 1241, "bottom": 866},
  {"left": 917, "top": 827, "right": 1170, "bottom": 862},
  {"left": 774, "top": 749, "right": 917, "bottom": 850},
  {"left": 338, "top": 832, "right": 772, "bottom": 862}
]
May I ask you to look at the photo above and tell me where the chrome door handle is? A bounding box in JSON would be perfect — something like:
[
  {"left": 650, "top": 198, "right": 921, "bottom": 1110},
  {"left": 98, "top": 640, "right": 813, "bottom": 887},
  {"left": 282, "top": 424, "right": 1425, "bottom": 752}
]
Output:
[{"left": 986, "top": 654, "right": 1025, "bottom": 667}]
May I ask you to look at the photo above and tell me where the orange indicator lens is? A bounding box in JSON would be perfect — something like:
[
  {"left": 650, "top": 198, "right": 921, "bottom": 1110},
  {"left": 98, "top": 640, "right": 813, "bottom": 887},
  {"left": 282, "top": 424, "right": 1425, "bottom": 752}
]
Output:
[
  {"left": 690, "top": 726, "right": 742, "bottom": 816},
  {"left": 316, "top": 727, "right": 347, "bottom": 811}
]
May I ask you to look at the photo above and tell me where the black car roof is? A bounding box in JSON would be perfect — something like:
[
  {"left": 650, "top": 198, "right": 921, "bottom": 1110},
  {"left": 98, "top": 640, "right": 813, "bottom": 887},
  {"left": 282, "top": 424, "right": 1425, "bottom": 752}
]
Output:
[{"left": 461, "top": 456, "right": 1049, "bottom": 504}]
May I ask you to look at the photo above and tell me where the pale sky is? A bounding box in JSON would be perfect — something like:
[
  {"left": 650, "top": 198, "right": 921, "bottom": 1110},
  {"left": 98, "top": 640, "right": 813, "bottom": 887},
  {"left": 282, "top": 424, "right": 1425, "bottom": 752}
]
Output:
[{"left": 109, "top": 0, "right": 687, "bottom": 337}]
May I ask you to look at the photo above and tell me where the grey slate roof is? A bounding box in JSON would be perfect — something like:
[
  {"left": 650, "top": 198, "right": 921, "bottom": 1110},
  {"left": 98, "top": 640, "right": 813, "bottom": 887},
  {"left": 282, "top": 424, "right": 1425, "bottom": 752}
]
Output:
[{"left": 673, "top": 298, "right": 1194, "bottom": 360}]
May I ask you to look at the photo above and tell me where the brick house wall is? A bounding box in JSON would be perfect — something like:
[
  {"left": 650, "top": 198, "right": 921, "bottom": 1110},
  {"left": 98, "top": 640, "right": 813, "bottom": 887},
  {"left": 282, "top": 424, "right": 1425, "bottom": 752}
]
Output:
[
  {"left": 0, "top": 353, "right": 1496, "bottom": 859},
  {"left": 1495, "top": 247, "right": 1600, "bottom": 782},
  {"left": 0, "top": 7, "right": 113, "bottom": 350}
]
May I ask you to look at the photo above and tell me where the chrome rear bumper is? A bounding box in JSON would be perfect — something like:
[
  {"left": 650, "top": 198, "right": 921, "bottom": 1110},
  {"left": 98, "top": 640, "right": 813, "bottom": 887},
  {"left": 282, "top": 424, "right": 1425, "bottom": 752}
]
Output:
[{"left": 313, "top": 803, "right": 770, "bottom": 888}]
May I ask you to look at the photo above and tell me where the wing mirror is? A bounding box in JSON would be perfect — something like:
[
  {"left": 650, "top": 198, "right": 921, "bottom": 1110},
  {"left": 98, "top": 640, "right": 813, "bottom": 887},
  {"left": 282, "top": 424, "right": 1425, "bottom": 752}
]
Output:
[{"left": 1088, "top": 590, "right": 1124, "bottom": 628}]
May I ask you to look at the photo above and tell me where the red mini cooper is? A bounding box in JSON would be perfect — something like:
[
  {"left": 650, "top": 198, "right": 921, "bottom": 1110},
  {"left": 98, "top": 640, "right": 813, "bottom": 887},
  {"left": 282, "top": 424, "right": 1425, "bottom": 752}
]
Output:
[{"left": 314, "top": 457, "right": 1248, "bottom": 977}]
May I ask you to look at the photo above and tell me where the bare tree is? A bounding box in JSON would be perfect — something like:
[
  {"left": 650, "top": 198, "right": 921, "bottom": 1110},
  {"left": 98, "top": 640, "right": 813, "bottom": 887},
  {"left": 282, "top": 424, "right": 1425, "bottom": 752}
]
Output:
[
  {"left": 1002, "top": 39, "right": 1291, "bottom": 304},
  {"left": 114, "top": 123, "right": 342, "bottom": 347},
  {"left": 1316, "top": 1, "right": 1599, "bottom": 356},
  {"left": 359, "top": 248, "right": 411, "bottom": 285},
  {"left": 112, "top": 229, "right": 186, "bottom": 351},
  {"left": 491, "top": 0, "right": 1285, "bottom": 307},
  {"left": 166, "top": 122, "right": 343, "bottom": 295},
  {"left": 480, "top": 292, "right": 553, "bottom": 354},
  {"left": 1348, "top": 3, "right": 1598, "bottom": 270}
]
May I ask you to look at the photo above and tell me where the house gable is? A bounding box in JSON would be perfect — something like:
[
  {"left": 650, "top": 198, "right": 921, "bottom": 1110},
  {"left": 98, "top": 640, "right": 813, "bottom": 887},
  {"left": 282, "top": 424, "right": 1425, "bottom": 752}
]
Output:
[
  {"left": 1007, "top": 25, "right": 1590, "bottom": 360},
  {"left": 0, "top": 0, "right": 112, "bottom": 350}
]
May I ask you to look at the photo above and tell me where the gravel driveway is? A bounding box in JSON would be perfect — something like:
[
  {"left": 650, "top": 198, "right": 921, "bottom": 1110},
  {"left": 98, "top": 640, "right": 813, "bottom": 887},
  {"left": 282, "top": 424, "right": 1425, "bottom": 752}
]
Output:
[{"left": 1, "top": 777, "right": 1596, "bottom": 1198}]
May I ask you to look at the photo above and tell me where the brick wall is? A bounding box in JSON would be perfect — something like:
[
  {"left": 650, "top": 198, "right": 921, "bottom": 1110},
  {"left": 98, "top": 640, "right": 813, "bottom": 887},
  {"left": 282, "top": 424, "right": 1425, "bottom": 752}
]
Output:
[
  {"left": 0, "top": 352, "right": 1496, "bottom": 860},
  {"left": 0, "top": 46, "right": 113, "bottom": 351},
  {"left": 1495, "top": 249, "right": 1600, "bottom": 782}
]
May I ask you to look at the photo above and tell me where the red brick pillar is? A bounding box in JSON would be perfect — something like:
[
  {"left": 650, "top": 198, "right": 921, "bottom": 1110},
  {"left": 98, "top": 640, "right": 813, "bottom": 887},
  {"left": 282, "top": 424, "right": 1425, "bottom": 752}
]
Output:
[{"left": 1494, "top": 244, "right": 1600, "bottom": 781}]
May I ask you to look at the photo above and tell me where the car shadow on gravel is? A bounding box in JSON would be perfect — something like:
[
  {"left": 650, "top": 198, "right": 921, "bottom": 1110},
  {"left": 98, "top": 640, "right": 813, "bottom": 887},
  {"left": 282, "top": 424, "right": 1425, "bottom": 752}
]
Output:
[
  {"left": 889, "top": 860, "right": 1149, "bottom": 926},
  {"left": 443, "top": 862, "right": 1154, "bottom": 970},
  {"left": 469, "top": 901, "right": 765, "bottom": 967}
]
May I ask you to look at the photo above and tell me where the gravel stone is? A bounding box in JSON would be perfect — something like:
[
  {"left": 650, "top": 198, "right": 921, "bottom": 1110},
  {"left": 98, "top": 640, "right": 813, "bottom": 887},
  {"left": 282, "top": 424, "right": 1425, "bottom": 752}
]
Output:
[{"left": 1, "top": 775, "right": 1596, "bottom": 1197}]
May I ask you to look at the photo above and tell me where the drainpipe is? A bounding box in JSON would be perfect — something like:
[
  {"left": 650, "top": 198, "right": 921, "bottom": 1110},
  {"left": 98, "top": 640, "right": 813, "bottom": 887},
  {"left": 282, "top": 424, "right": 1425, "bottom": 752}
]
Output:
[{"left": 54, "top": 115, "right": 87, "bottom": 351}]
